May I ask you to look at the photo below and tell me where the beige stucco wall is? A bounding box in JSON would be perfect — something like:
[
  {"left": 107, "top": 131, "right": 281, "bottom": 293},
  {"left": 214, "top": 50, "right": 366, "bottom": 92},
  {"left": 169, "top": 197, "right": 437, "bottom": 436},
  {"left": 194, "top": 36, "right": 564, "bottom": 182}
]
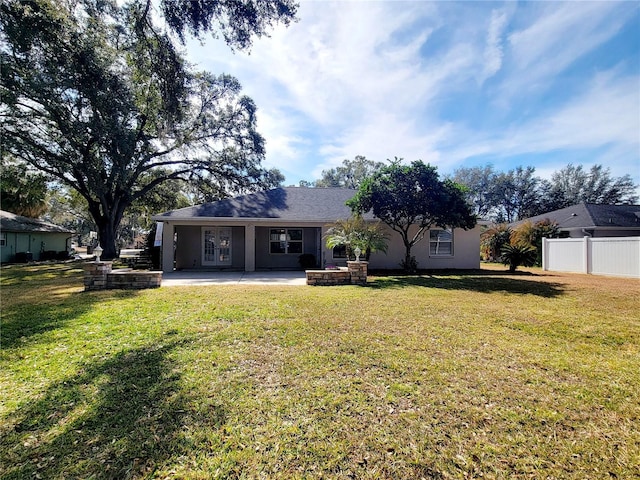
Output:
[{"left": 364, "top": 223, "right": 482, "bottom": 270}]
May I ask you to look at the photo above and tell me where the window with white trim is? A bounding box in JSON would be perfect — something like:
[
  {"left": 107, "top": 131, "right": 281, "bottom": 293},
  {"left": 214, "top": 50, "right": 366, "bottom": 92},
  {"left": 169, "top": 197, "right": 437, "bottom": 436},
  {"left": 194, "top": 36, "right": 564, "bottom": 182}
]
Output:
[
  {"left": 270, "top": 228, "right": 303, "bottom": 254},
  {"left": 0, "top": 232, "right": 5, "bottom": 246},
  {"left": 429, "top": 229, "right": 453, "bottom": 256}
]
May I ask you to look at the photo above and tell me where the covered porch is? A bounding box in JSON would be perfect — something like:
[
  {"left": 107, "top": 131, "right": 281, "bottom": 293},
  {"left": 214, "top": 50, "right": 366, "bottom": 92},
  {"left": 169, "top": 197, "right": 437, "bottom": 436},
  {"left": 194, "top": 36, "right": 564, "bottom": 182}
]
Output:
[{"left": 160, "top": 222, "right": 324, "bottom": 273}]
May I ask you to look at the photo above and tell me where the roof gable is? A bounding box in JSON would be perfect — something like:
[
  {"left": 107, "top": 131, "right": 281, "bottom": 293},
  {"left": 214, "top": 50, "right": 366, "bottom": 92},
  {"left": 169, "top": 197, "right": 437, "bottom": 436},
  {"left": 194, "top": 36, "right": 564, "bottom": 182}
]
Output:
[{"left": 155, "top": 187, "right": 372, "bottom": 222}]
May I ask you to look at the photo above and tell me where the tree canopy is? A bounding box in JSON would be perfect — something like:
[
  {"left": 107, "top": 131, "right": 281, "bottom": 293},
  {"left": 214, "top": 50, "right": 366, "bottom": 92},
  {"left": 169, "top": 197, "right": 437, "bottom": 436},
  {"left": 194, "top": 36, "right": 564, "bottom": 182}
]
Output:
[
  {"left": 159, "top": 0, "right": 298, "bottom": 48},
  {"left": 314, "top": 156, "right": 386, "bottom": 189},
  {"left": 0, "top": 0, "right": 296, "bottom": 259},
  {"left": 0, "top": 157, "right": 50, "bottom": 218},
  {"left": 347, "top": 160, "right": 476, "bottom": 272},
  {"left": 543, "top": 164, "right": 638, "bottom": 209}
]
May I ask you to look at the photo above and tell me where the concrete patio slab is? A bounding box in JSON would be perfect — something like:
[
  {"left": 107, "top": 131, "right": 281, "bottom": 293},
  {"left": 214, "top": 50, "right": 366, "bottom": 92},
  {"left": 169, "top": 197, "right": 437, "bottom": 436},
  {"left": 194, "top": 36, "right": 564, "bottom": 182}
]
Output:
[{"left": 161, "top": 270, "right": 307, "bottom": 286}]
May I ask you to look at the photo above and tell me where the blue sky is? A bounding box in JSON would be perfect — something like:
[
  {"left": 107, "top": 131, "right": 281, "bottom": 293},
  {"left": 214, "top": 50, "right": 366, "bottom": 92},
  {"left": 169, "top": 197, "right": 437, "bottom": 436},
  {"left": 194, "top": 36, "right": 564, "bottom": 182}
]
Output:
[{"left": 186, "top": 1, "right": 640, "bottom": 190}]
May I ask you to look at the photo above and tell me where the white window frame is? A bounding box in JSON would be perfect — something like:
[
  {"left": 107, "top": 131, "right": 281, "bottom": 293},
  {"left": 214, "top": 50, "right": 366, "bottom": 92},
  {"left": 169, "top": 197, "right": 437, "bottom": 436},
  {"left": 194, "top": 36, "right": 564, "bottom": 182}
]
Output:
[
  {"left": 0, "top": 232, "right": 6, "bottom": 247},
  {"left": 269, "top": 228, "right": 303, "bottom": 255},
  {"left": 429, "top": 228, "right": 454, "bottom": 256}
]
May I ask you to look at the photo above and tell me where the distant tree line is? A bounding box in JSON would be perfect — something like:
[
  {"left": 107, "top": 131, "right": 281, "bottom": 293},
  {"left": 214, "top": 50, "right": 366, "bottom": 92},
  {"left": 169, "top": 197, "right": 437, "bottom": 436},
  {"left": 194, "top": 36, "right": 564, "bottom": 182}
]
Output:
[
  {"left": 305, "top": 158, "right": 638, "bottom": 222},
  {"left": 450, "top": 164, "right": 638, "bottom": 222}
]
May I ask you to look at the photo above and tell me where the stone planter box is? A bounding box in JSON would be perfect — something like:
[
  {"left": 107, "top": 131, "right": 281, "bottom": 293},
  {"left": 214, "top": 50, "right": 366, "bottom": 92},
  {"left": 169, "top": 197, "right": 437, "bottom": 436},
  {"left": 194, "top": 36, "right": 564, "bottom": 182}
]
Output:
[
  {"left": 306, "top": 261, "right": 368, "bottom": 286},
  {"left": 83, "top": 262, "right": 162, "bottom": 291}
]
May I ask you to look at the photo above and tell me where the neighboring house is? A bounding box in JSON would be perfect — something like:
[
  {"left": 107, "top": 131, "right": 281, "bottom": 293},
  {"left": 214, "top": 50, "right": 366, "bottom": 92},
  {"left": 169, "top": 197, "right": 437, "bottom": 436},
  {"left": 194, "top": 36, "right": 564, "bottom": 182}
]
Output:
[
  {"left": 152, "top": 187, "right": 483, "bottom": 273},
  {"left": 0, "top": 210, "right": 75, "bottom": 263},
  {"left": 514, "top": 202, "right": 640, "bottom": 238}
]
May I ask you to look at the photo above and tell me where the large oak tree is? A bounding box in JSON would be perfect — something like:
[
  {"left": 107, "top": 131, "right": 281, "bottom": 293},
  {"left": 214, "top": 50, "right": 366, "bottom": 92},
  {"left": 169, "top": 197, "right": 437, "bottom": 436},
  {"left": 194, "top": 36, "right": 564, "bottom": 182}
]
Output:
[{"left": 0, "top": 0, "right": 296, "bottom": 259}]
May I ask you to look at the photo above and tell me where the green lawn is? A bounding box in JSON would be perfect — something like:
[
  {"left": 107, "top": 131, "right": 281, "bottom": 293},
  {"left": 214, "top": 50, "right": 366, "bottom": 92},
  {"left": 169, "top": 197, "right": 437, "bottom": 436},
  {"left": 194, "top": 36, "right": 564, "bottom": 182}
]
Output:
[{"left": 1, "top": 262, "right": 638, "bottom": 479}]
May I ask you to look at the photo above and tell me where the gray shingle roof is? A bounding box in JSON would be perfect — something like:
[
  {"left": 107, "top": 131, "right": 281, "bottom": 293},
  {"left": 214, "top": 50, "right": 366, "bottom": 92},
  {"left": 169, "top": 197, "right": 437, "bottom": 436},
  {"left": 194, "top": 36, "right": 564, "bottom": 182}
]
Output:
[
  {"left": 1, "top": 210, "right": 74, "bottom": 233},
  {"left": 155, "top": 187, "right": 374, "bottom": 222},
  {"left": 515, "top": 202, "right": 640, "bottom": 229}
]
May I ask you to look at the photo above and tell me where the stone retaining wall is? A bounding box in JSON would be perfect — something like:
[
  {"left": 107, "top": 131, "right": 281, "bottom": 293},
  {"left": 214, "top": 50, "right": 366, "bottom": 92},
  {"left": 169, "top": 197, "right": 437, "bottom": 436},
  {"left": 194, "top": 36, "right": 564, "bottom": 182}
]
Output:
[
  {"left": 306, "top": 267, "right": 351, "bottom": 286},
  {"left": 83, "top": 262, "right": 162, "bottom": 291},
  {"left": 306, "top": 261, "right": 368, "bottom": 286}
]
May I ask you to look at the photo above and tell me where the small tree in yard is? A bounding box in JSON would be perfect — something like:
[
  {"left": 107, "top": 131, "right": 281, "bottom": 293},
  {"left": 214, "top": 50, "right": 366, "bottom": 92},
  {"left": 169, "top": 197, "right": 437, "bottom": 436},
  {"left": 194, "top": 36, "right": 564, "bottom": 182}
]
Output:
[
  {"left": 499, "top": 219, "right": 560, "bottom": 272},
  {"left": 347, "top": 160, "right": 476, "bottom": 272},
  {"left": 325, "top": 216, "right": 389, "bottom": 261}
]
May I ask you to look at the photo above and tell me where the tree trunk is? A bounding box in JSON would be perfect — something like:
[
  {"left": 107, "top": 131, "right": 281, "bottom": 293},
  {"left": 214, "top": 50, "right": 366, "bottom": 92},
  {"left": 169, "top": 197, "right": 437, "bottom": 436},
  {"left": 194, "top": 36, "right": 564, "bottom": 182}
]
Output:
[
  {"left": 402, "top": 244, "right": 416, "bottom": 273},
  {"left": 88, "top": 197, "right": 128, "bottom": 261},
  {"left": 96, "top": 220, "right": 119, "bottom": 260},
  {"left": 399, "top": 231, "right": 416, "bottom": 273}
]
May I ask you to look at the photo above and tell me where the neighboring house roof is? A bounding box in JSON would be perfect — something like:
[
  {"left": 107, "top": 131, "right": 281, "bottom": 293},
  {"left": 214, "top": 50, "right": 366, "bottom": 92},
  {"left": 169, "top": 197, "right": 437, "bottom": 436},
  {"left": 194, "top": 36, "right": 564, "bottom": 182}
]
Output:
[
  {"left": 514, "top": 202, "right": 640, "bottom": 232},
  {"left": 154, "top": 187, "right": 375, "bottom": 222},
  {"left": 0, "top": 210, "right": 74, "bottom": 234}
]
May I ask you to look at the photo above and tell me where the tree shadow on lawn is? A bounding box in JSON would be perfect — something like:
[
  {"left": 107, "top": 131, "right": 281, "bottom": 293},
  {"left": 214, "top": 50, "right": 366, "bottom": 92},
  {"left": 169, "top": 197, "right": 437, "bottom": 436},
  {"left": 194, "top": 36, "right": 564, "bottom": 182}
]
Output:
[
  {"left": 367, "top": 269, "right": 565, "bottom": 298},
  {"left": 0, "top": 288, "right": 139, "bottom": 350},
  {"left": 1, "top": 338, "right": 222, "bottom": 479}
]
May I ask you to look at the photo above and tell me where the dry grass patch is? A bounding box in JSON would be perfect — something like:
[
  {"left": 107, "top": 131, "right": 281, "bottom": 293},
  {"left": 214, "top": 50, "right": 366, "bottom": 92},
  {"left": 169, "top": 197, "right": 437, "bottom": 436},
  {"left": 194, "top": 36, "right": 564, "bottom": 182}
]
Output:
[{"left": 1, "top": 263, "right": 638, "bottom": 479}]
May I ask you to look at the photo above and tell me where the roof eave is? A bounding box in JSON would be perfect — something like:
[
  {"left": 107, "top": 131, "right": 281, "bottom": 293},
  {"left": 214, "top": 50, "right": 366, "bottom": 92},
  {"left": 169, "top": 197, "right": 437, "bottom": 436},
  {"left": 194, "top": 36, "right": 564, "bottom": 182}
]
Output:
[{"left": 151, "top": 216, "right": 349, "bottom": 224}]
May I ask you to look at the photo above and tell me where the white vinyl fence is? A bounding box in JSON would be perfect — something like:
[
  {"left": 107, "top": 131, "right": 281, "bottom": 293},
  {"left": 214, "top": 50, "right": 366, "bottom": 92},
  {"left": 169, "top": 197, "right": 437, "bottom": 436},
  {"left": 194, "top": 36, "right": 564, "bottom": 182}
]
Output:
[{"left": 542, "top": 236, "right": 640, "bottom": 278}]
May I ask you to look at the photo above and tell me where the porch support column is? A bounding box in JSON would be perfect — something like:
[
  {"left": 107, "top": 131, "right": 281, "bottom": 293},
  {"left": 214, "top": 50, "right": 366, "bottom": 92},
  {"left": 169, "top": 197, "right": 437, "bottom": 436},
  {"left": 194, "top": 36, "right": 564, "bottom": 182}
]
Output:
[
  {"left": 245, "top": 223, "right": 256, "bottom": 272},
  {"left": 161, "top": 222, "right": 175, "bottom": 273}
]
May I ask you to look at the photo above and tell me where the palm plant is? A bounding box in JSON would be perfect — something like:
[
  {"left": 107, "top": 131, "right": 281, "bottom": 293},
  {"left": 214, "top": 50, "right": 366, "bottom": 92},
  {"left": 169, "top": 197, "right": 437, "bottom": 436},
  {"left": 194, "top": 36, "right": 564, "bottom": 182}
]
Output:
[
  {"left": 501, "top": 243, "right": 537, "bottom": 272},
  {"left": 325, "top": 216, "right": 389, "bottom": 261}
]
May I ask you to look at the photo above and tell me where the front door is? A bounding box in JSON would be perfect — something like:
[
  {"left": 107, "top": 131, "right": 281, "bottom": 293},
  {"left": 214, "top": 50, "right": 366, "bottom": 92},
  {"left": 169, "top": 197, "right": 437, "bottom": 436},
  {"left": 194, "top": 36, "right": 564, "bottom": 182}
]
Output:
[{"left": 202, "top": 227, "right": 232, "bottom": 266}]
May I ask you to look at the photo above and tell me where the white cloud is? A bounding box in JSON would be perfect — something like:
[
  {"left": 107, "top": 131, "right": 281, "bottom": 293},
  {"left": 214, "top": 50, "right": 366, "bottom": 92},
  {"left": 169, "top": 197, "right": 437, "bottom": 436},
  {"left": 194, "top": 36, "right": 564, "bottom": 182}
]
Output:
[
  {"left": 440, "top": 69, "right": 639, "bottom": 179},
  {"left": 505, "top": 72, "right": 639, "bottom": 152},
  {"left": 184, "top": 1, "right": 639, "bottom": 188},
  {"left": 482, "top": 9, "right": 508, "bottom": 81},
  {"left": 313, "top": 113, "right": 456, "bottom": 178},
  {"left": 202, "top": 1, "right": 475, "bottom": 175},
  {"left": 509, "top": 3, "right": 616, "bottom": 68},
  {"left": 504, "top": 2, "right": 630, "bottom": 95}
]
